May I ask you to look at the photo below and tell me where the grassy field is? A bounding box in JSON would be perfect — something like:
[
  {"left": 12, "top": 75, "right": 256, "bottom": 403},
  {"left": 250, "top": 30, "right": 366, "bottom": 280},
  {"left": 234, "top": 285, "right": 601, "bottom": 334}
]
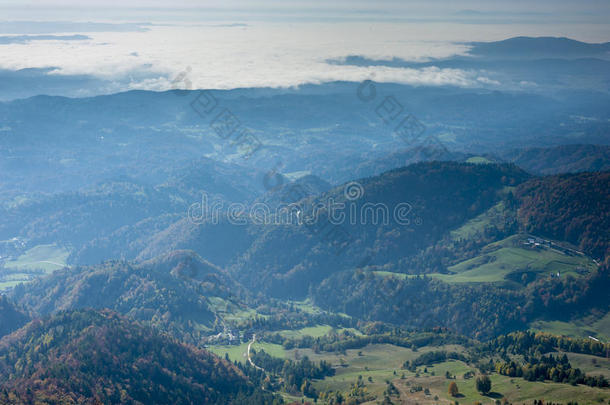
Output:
[
  {"left": 282, "top": 343, "right": 465, "bottom": 400},
  {"left": 206, "top": 297, "right": 340, "bottom": 333},
  {"left": 273, "top": 342, "right": 610, "bottom": 404},
  {"left": 465, "top": 156, "right": 494, "bottom": 164},
  {"left": 431, "top": 234, "right": 597, "bottom": 284},
  {"left": 530, "top": 320, "right": 598, "bottom": 339},
  {"left": 372, "top": 270, "right": 409, "bottom": 280},
  {"left": 277, "top": 325, "right": 362, "bottom": 339},
  {"left": 208, "top": 323, "right": 364, "bottom": 365},
  {"left": 206, "top": 339, "right": 610, "bottom": 404},
  {"left": 296, "top": 343, "right": 421, "bottom": 398},
  {"left": 450, "top": 200, "right": 514, "bottom": 241},
  {"left": 553, "top": 352, "right": 610, "bottom": 379},
  {"left": 0, "top": 244, "right": 70, "bottom": 290},
  {"left": 530, "top": 312, "right": 610, "bottom": 341},
  {"left": 3, "top": 244, "right": 69, "bottom": 272},
  {"left": 206, "top": 296, "right": 267, "bottom": 326},
  {"left": 401, "top": 359, "right": 610, "bottom": 405},
  {"left": 0, "top": 279, "right": 26, "bottom": 290},
  {"left": 278, "top": 325, "right": 334, "bottom": 339},
  {"left": 373, "top": 234, "right": 596, "bottom": 286},
  {"left": 593, "top": 313, "right": 610, "bottom": 339},
  {"left": 207, "top": 341, "right": 286, "bottom": 364},
  {"left": 290, "top": 299, "right": 326, "bottom": 315},
  {"left": 446, "top": 198, "right": 597, "bottom": 286}
]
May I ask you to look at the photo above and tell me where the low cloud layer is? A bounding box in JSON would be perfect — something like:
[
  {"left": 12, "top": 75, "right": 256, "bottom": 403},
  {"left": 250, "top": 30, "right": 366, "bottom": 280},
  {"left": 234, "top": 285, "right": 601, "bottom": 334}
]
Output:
[
  {"left": 0, "top": 23, "right": 499, "bottom": 96},
  {"left": 0, "top": 19, "right": 607, "bottom": 98}
]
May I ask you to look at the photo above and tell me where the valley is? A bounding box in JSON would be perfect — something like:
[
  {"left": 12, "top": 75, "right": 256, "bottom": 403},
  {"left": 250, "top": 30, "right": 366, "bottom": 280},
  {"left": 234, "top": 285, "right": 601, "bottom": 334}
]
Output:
[{"left": 0, "top": 33, "right": 609, "bottom": 404}]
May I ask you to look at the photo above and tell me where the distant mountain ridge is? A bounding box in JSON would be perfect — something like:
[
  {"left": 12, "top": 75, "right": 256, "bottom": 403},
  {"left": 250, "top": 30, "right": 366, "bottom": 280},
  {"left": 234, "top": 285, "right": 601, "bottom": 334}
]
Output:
[
  {"left": 498, "top": 144, "right": 610, "bottom": 175},
  {"left": 468, "top": 36, "right": 610, "bottom": 59}
]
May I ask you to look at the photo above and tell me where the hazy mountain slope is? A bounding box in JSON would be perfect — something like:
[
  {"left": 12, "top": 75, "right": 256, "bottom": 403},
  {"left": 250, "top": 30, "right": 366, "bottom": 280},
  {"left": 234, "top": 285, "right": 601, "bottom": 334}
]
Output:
[
  {"left": 226, "top": 161, "right": 530, "bottom": 298},
  {"left": 137, "top": 161, "right": 530, "bottom": 299},
  {"left": 0, "top": 156, "right": 267, "bottom": 267},
  {"left": 329, "top": 144, "right": 465, "bottom": 183},
  {"left": 254, "top": 174, "right": 332, "bottom": 208},
  {"left": 2, "top": 81, "right": 609, "bottom": 203},
  {"left": 0, "top": 309, "right": 273, "bottom": 404},
  {"left": 71, "top": 213, "right": 182, "bottom": 264},
  {"left": 499, "top": 144, "right": 610, "bottom": 175},
  {"left": 136, "top": 161, "right": 531, "bottom": 298},
  {"left": 159, "top": 157, "right": 267, "bottom": 203},
  {"left": 0, "top": 181, "right": 182, "bottom": 248},
  {"left": 136, "top": 218, "right": 258, "bottom": 266}
]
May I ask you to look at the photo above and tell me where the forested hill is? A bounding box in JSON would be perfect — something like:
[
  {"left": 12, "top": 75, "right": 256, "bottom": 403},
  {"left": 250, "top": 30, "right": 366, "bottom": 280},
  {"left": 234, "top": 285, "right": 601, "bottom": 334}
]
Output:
[
  {"left": 0, "top": 309, "right": 276, "bottom": 405},
  {"left": 9, "top": 250, "right": 241, "bottom": 345},
  {"left": 516, "top": 170, "right": 610, "bottom": 260},
  {"left": 227, "top": 161, "right": 530, "bottom": 297},
  {"left": 0, "top": 296, "right": 28, "bottom": 338}
]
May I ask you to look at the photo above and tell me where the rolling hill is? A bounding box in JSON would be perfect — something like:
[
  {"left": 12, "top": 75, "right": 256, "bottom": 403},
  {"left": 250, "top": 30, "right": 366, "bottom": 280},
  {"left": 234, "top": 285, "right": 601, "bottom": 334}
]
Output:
[
  {"left": 9, "top": 251, "right": 242, "bottom": 345},
  {"left": 0, "top": 309, "right": 275, "bottom": 404},
  {"left": 228, "top": 161, "right": 531, "bottom": 297},
  {"left": 516, "top": 171, "right": 610, "bottom": 260}
]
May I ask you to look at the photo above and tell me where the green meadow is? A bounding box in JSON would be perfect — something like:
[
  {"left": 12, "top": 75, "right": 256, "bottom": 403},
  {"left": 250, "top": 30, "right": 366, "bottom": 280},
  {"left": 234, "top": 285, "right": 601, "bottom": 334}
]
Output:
[
  {"left": 4, "top": 244, "right": 69, "bottom": 272},
  {"left": 279, "top": 343, "right": 610, "bottom": 404},
  {"left": 207, "top": 341, "right": 286, "bottom": 364},
  {"left": 0, "top": 244, "right": 70, "bottom": 290},
  {"left": 432, "top": 234, "right": 596, "bottom": 284}
]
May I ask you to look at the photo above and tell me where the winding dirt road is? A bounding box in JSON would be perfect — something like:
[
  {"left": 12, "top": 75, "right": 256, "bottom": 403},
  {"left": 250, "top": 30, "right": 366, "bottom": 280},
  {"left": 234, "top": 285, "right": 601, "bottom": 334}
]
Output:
[{"left": 247, "top": 334, "right": 264, "bottom": 371}]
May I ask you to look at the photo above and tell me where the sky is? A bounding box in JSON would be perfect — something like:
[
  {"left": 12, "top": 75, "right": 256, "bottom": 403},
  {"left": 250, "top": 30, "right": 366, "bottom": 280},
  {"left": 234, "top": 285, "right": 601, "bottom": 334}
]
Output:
[
  {"left": 0, "top": 0, "right": 609, "bottom": 95},
  {"left": 2, "top": 0, "right": 610, "bottom": 23}
]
